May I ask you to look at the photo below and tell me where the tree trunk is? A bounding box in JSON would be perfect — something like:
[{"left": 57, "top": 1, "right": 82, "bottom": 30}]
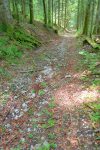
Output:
[
  {"left": 42, "top": 0, "right": 47, "bottom": 25},
  {"left": 14, "top": 0, "right": 19, "bottom": 23},
  {"left": 51, "top": 0, "right": 53, "bottom": 26},
  {"left": 58, "top": 0, "right": 60, "bottom": 26},
  {"left": 0, "top": 0, "right": 12, "bottom": 24},
  {"left": 21, "top": 0, "right": 26, "bottom": 20},
  {"left": 48, "top": 0, "right": 51, "bottom": 26},
  {"left": 64, "top": 0, "right": 67, "bottom": 29},
  {"left": 29, "top": 0, "right": 34, "bottom": 24}
]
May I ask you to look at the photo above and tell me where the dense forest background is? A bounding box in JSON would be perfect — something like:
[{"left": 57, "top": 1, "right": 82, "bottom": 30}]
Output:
[
  {"left": 0, "top": 0, "right": 77, "bottom": 28},
  {"left": 0, "top": 0, "right": 100, "bottom": 41}
]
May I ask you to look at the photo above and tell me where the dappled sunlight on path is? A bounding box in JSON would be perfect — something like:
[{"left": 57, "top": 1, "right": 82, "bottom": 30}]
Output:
[{"left": 54, "top": 73, "right": 99, "bottom": 111}]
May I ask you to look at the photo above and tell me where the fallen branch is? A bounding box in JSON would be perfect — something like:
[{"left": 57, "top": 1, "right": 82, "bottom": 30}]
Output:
[{"left": 20, "top": 70, "right": 34, "bottom": 73}]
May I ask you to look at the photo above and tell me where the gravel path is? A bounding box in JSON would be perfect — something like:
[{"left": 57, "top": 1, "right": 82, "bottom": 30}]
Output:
[{"left": 0, "top": 33, "right": 99, "bottom": 150}]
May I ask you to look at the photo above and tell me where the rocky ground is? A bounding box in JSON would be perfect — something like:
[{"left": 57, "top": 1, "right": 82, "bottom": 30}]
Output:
[{"left": 0, "top": 32, "right": 100, "bottom": 150}]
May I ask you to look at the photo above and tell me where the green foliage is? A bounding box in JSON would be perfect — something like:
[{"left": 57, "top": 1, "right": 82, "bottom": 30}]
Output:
[
  {"left": 93, "top": 104, "right": 100, "bottom": 110},
  {"left": 79, "top": 50, "right": 100, "bottom": 72},
  {"left": 0, "top": 37, "right": 22, "bottom": 61},
  {"left": 79, "top": 50, "right": 100, "bottom": 87},
  {"left": 0, "top": 125, "right": 6, "bottom": 133},
  {"left": 92, "top": 79, "right": 100, "bottom": 86},
  {"left": 48, "top": 102, "right": 55, "bottom": 108},
  {"left": 90, "top": 112, "right": 100, "bottom": 122},
  {"left": 0, "top": 24, "right": 8, "bottom": 32},
  {"left": 19, "top": 138, "right": 26, "bottom": 144},
  {"left": 0, "top": 24, "right": 41, "bottom": 63},
  {"left": 41, "top": 82, "right": 47, "bottom": 88},
  {"left": 7, "top": 25, "right": 40, "bottom": 48},
  {"left": 0, "top": 67, "right": 10, "bottom": 77},
  {"left": 50, "top": 143, "right": 57, "bottom": 149},
  {"left": 28, "top": 133, "right": 34, "bottom": 139},
  {"left": 48, "top": 133, "right": 56, "bottom": 140},
  {"left": 42, "top": 118, "right": 55, "bottom": 129},
  {"left": 37, "top": 142, "right": 50, "bottom": 150},
  {"left": 38, "top": 90, "right": 45, "bottom": 96},
  {"left": 96, "top": 137, "right": 100, "bottom": 140},
  {"left": 79, "top": 50, "right": 100, "bottom": 124},
  {"left": 32, "top": 124, "right": 38, "bottom": 129},
  {"left": 32, "top": 89, "right": 35, "bottom": 94},
  {"left": 36, "top": 141, "right": 57, "bottom": 150},
  {"left": 90, "top": 103, "right": 100, "bottom": 122},
  {"left": 48, "top": 118, "right": 55, "bottom": 127},
  {"left": 11, "top": 145, "right": 21, "bottom": 150},
  {"left": 42, "top": 109, "right": 53, "bottom": 117},
  {"left": 28, "top": 108, "right": 34, "bottom": 116}
]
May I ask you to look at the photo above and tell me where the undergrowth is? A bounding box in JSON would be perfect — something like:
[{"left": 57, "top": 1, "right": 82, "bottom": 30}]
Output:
[
  {"left": 7, "top": 25, "right": 41, "bottom": 48},
  {"left": 0, "top": 67, "right": 11, "bottom": 78},
  {"left": 0, "top": 37, "right": 22, "bottom": 61},
  {"left": 79, "top": 48, "right": 100, "bottom": 140},
  {"left": 79, "top": 49, "right": 100, "bottom": 86},
  {"left": 0, "top": 24, "right": 41, "bottom": 64}
]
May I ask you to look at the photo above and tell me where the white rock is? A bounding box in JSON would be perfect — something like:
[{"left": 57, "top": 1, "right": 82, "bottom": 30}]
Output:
[
  {"left": 14, "top": 109, "right": 19, "bottom": 114},
  {"left": 41, "top": 136, "right": 45, "bottom": 141},
  {"left": 21, "top": 138, "right": 25, "bottom": 143},
  {"left": 28, "top": 93, "right": 36, "bottom": 99},
  {"left": 14, "top": 115, "right": 19, "bottom": 120},
  {"left": 5, "top": 123, "right": 11, "bottom": 128},
  {"left": 23, "top": 108, "right": 28, "bottom": 112},
  {"left": 19, "top": 111, "right": 24, "bottom": 117},
  {"left": 21, "top": 90, "right": 27, "bottom": 94},
  {"left": 65, "top": 74, "right": 72, "bottom": 78},
  {"left": 27, "top": 128, "right": 31, "bottom": 132},
  {"left": 31, "top": 93, "right": 36, "bottom": 98},
  {"left": 30, "top": 145, "right": 34, "bottom": 150},
  {"left": 22, "top": 103, "right": 28, "bottom": 108},
  {"left": 14, "top": 96, "right": 18, "bottom": 100}
]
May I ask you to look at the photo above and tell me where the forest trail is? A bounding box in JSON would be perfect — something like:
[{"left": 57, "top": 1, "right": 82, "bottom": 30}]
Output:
[{"left": 0, "top": 33, "right": 99, "bottom": 150}]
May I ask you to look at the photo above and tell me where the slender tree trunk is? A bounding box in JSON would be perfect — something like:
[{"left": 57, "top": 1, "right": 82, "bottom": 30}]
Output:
[
  {"left": 51, "top": 0, "right": 53, "bottom": 26},
  {"left": 14, "top": 0, "right": 19, "bottom": 23},
  {"left": 48, "top": 0, "right": 51, "bottom": 26},
  {"left": 42, "top": 0, "right": 47, "bottom": 25},
  {"left": 21, "top": 0, "right": 26, "bottom": 20},
  {"left": 83, "top": 0, "right": 91, "bottom": 36},
  {"left": 58, "top": 0, "right": 60, "bottom": 26},
  {"left": 61, "top": 0, "right": 64, "bottom": 27},
  {"left": 55, "top": 4, "right": 57, "bottom": 25},
  {"left": 29, "top": 0, "right": 34, "bottom": 24},
  {"left": 12, "top": 0, "right": 16, "bottom": 18},
  {"left": 77, "top": 0, "right": 80, "bottom": 30},
  {"left": 96, "top": 0, "right": 100, "bottom": 34},
  {"left": 64, "top": 0, "right": 67, "bottom": 29}
]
